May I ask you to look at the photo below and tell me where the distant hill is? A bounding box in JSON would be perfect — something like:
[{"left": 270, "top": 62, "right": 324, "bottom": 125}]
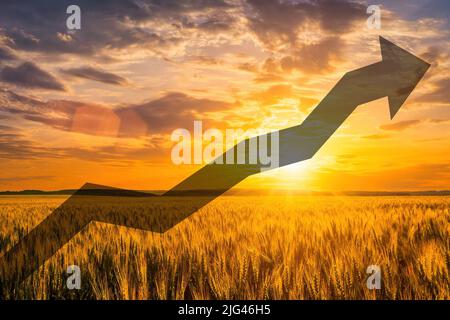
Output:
[
  {"left": 0, "top": 189, "right": 157, "bottom": 196},
  {"left": 0, "top": 189, "right": 77, "bottom": 195}
]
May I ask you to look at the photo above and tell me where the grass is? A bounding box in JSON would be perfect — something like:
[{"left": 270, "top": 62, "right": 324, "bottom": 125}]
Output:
[{"left": 0, "top": 195, "right": 448, "bottom": 299}]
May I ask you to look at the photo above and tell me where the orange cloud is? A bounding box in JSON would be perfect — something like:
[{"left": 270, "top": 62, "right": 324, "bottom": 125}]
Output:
[{"left": 380, "top": 120, "right": 423, "bottom": 131}]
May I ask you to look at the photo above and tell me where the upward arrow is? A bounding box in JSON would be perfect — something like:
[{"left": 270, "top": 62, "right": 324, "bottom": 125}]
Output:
[
  {"left": 0, "top": 37, "right": 430, "bottom": 288},
  {"left": 166, "top": 36, "right": 430, "bottom": 192},
  {"left": 277, "top": 36, "right": 430, "bottom": 166}
]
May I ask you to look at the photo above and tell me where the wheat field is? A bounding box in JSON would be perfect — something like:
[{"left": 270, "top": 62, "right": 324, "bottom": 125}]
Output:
[{"left": 0, "top": 195, "right": 448, "bottom": 300}]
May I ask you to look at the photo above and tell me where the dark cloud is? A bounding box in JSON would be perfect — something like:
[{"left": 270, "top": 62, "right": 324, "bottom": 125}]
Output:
[
  {"left": 0, "top": 131, "right": 59, "bottom": 160},
  {"left": 0, "top": 62, "right": 65, "bottom": 91},
  {"left": 279, "top": 36, "right": 342, "bottom": 73},
  {"left": 179, "top": 11, "right": 236, "bottom": 33},
  {"left": 61, "top": 66, "right": 129, "bottom": 86},
  {"left": 244, "top": 0, "right": 366, "bottom": 75},
  {"left": 0, "top": 0, "right": 235, "bottom": 57},
  {"left": 1, "top": 89, "right": 45, "bottom": 108},
  {"left": 117, "top": 92, "right": 235, "bottom": 136},
  {"left": 421, "top": 46, "right": 449, "bottom": 70},
  {"left": 255, "top": 35, "right": 344, "bottom": 76},
  {"left": 0, "top": 94, "right": 169, "bottom": 161},
  {"left": 380, "top": 120, "right": 423, "bottom": 131},
  {"left": 0, "top": 128, "right": 166, "bottom": 163},
  {"left": 1, "top": 90, "right": 81, "bottom": 130},
  {"left": 417, "top": 77, "right": 450, "bottom": 103},
  {"left": 0, "top": 90, "right": 237, "bottom": 138},
  {"left": 245, "top": 0, "right": 366, "bottom": 49},
  {"left": 377, "top": 0, "right": 450, "bottom": 26},
  {"left": 0, "top": 113, "right": 11, "bottom": 121},
  {"left": 0, "top": 46, "right": 17, "bottom": 60}
]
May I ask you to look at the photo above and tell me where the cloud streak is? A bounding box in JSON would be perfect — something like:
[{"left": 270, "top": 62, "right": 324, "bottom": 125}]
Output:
[
  {"left": 380, "top": 120, "right": 423, "bottom": 131},
  {"left": 0, "top": 46, "right": 17, "bottom": 61},
  {"left": 61, "top": 66, "right": 129, "bottom": 86},
  {"left": 0, "top": 62, "right": 65, "bottom": 91},
  {"left": 0, "top": 90, "right": 239, "bottom": 138}
]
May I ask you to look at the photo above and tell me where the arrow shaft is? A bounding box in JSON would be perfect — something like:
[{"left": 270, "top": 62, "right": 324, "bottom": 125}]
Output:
[
  {"left": 279, "top": 61, "right": 391, "bottom": 166},
  {"left": 168, "top": 61, "right": 392, "bottom": 188}
]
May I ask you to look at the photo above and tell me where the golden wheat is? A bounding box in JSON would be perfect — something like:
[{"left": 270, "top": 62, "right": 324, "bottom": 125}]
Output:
[{"left": 0, "top": 195, "right": 448, "bottom": 299}]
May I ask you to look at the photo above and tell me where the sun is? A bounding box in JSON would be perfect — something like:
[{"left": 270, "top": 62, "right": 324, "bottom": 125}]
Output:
[{"left": 238, "top": 160, "right": 315, "bottom": 192}]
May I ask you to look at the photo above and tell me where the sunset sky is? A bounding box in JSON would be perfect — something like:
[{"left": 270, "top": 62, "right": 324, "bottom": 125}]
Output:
[{"left": 0, "top": 0, "right": 449, "bottom": 192}]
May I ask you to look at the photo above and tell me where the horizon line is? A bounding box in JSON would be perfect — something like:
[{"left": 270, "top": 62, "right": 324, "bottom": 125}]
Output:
[{"left": 1, "top": 188, "right": 449, "bottom": 196}]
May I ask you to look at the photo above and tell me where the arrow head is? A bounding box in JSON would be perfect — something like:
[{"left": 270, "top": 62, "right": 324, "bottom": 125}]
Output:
[{"left": 379, "top": 36, "right": 430, "bottom": 119}]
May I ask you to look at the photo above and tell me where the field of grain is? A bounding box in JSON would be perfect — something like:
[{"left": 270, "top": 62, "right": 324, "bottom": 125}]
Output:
[{"left": 0, "top": 195, "right": 448, "bottom": 299}]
